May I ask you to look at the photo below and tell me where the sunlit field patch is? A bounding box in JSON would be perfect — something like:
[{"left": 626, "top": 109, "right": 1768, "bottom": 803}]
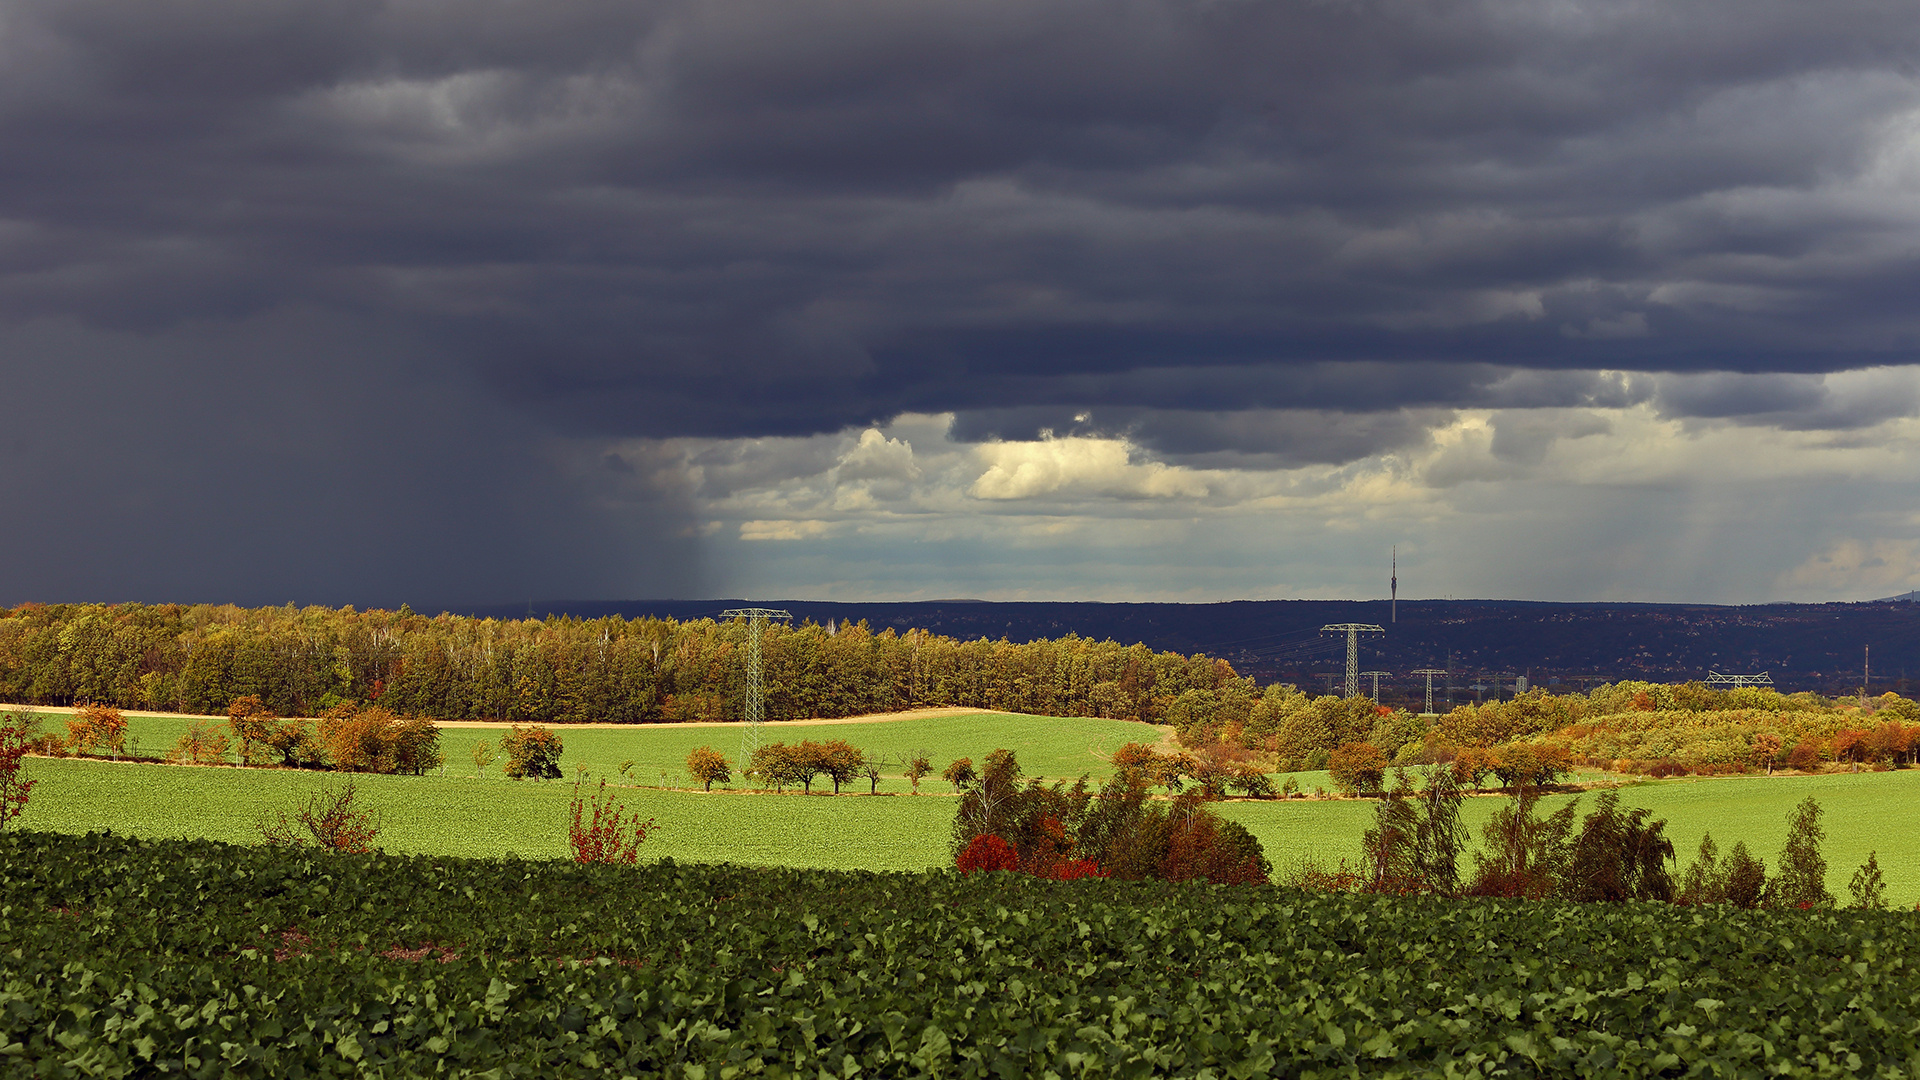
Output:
[{"left": 18, "top": 710, "right": 1920, "bottom": 902}]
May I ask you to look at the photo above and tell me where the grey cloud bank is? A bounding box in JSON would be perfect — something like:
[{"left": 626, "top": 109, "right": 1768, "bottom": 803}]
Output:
[{"left": 3, "top": 0, "right": 1919, "bottom": 607}]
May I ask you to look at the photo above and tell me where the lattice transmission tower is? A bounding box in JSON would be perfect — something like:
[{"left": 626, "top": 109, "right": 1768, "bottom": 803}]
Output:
[
  {"left": 1359, "top": 671, "right": 1390, "bottom": 701},
  {"left": 1320, "top": 623, "right": 1385, "bottom": 699},
  {"left": 1706, "top": 670, "right": 1773, "bottom": 688},
  {"left": 722, "top": 607, "right": 792, "bottom": 763},
  {"left": 1412, "top": 669, "right": 1449, "bottom": 716}
]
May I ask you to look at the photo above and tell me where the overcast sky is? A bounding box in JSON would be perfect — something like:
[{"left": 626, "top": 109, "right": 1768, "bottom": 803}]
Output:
[{"left": 4, "top": 0, "right": 1920, "bottom": 609}]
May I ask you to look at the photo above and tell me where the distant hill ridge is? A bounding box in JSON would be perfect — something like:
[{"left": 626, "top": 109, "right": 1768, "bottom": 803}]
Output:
[{"left": 466, "top": 598, "right": 1920, "bottom": 696}]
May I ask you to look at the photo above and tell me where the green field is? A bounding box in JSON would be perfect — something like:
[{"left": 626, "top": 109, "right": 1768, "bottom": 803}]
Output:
[
  {"left": 15, "top": 710, "right": 1920, "bottom": 903},
  {"left": 60, "top": 708, "right": 1166, "bottom": 789},
  {"left": 1217, "top": 769, "right": 1920, "bottom": 904}
]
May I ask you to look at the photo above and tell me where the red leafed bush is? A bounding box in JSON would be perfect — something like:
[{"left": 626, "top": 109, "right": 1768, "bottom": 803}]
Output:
[
  {"left": 955, "top": 833, "right": 1021, "bottom": 874},
  {"left": 0, "top": 714, "right": 37, "bottom": 831},
  {"left": 957, "top": 834, "right": 1109, "bottom": 880},
  {"left": 568, "top": 779, "right": 657, "bottom": 864},
  {"left": 1041, "top": 858, "right": 1109, "bottom": 881}
]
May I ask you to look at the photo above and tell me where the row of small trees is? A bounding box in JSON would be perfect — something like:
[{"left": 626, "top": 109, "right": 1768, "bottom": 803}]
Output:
[
  {"left": 691, "top": 740, "right": 1281, "bottom": 801},
  {"left": 15, "top": 698, "right": 449, "bottom": 776},
  {"left": 687, "top": 741, "right": 938, "bottom": 794},
  {"left": 1327, "top": 740, "right": 1575, "bottom": 795},
  {"left": 9, "top": 698, "right": 565, "bottom": 781},
  {"left": 1312, "top": 766, "right": 1888, "bottom": 909}
]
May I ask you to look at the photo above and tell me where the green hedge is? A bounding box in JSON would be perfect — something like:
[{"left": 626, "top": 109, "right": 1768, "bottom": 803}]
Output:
[{"left": 3, "top": 830, "right": 1918, "bottom": 1077}]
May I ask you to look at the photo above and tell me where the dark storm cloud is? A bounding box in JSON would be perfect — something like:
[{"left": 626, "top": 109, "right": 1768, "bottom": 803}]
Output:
[
  {"left": 0, "top": 310, "right": 703, "bottom": 608},
  {"left": 4, "top": 0, "right": 1920, "bottom": 600},
  {"left": 1654, "top": 370, "right": 1920, "bottom": 431}
]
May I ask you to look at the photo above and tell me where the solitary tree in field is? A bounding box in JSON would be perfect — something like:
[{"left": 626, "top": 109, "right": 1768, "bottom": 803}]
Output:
[
  {"left": 227, "top": 695, "right": 277, "bottom": 765},
  {"left": 471, "top": 739, "right": 496, "bottom": 778},
  {"left": 1328, "top": 742, "right": 1387, "bottom": 795},
  {"left": 66, "top": 704, "right": 128, "bottom": 757},
  {"left": 942, "top": 757, "right": 977, "bottom": 792},
  {"left": 687, "top": 746, "right": 731, "bottom": 791},
  {"left": 167, "top": 720, "right": 231, "bottom": 765},
  {"left": 1850, "top": 851, "right": 1888, "bottom": 910},
  {"left": 1767, "top": 796, "right": 1833, "bottom": 908},
  {"left": 1488, "top": 742, "right": 1571, "bottom": 791},
  {"left": 861, "top": 752, "right": 885, "bottom": 794},
  {"left": 905, "top": 752, "right": 933, "bottom": 793},
  {"left": 501, "top": 725, "right": 564, "bottom": 779},
  {"left": 749, "top": 742, "right": 792, "bottom": 790},
  {"left": 1451, "top": 746, "right": 1495, "bottom": 790}
]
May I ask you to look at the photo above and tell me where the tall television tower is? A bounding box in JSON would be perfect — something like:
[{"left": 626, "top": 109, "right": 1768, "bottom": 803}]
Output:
[{"left": 1391, "top": 546, "right": 1397, "bottom": 624}]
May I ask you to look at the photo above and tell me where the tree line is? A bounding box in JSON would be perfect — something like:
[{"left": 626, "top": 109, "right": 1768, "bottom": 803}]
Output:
[
  {"left": 0, "top": 602, "right": 1243, "bottom": 724},
  {"left": 1173, "top": 679, "right": 1920, "bottom": 783}
]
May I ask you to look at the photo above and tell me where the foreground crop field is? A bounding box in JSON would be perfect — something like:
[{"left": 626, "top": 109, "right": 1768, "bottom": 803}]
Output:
[{"left": 6, "top": 830, "right": 1920, "bottom": 1078}]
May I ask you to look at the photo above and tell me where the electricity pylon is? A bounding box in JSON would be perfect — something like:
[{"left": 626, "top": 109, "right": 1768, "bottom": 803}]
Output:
[
  {"left": 1412, "top": 668, "right": 1449, "bottom": 715},
  {"left": 1706, "top": 670, "right": 1772, "bottom": 688},
  {"left": 722, "top": 607, "right": 792, "bottom": 762},
  {"left": 1359, "top": 671, "right": 1389, "bottom": 701},
  {"left": 1320, "top": 623, "right": 1385, "bottom": 699}
]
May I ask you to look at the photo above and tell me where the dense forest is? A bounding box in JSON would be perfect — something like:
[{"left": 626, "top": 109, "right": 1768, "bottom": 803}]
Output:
[{"left": 0, "top": 603, "right": 1243, "bottom": 725}]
